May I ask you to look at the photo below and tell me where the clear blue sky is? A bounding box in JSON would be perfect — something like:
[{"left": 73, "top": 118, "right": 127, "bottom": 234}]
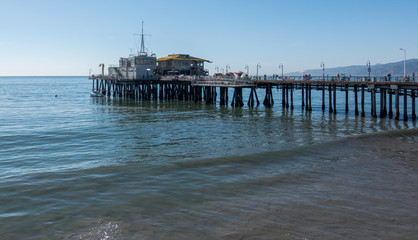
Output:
[{"left": 1, "top": 0, "right": 417, "bottom": 76}]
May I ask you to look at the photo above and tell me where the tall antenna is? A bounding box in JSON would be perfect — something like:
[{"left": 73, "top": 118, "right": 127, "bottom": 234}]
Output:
[
  {"left": 140, "top": 20, "right": 146, "bottom": 55},
  {"left": 134, "top": 20, "right": 150, "bottom": 55}
]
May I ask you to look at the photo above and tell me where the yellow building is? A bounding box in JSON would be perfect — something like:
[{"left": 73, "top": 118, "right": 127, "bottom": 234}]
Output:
[{"left": 156, "top": 54, "right": 210, "bottom": 75}]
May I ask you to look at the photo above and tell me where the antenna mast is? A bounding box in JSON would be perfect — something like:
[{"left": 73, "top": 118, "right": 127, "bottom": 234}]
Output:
[{"left": 140, "top": 20, "right": 146, "bottom": 55}]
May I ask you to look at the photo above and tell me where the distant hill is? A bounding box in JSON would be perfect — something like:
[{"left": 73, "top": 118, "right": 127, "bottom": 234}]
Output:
[{"left": 287, "top": 59, "right": 418, "bottom": 77}]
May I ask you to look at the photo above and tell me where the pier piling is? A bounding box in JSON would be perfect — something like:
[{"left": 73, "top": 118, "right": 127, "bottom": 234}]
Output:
[{"left": 412, "top": 90, "right": 416, "bottom": 121}]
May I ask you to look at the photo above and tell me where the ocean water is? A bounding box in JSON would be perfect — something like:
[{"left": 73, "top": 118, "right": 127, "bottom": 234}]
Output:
[{"left": 0, "top": 76, "right": 417, "bottom": 239}]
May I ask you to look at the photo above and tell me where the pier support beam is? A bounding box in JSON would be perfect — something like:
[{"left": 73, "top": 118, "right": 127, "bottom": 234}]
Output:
[
  {"left": 412, "top": 90, "right": 416, "bottom": 121},
  {"left": 90, "top": 77, "right": 416, "bottom": 122},
  {"left": 220, "top": 87, "right": 228, "bottom": 105},
  {"left": 282, "top": 84, "right": 286, "bottom": 107},
  {"left": 263, "top": 84, "right": 274, "bottom": 107},
  {"left": 286, "top": 84, "right": 290, "bottom": 109},
  {"left": 290, "top": 84, "right": 294, "bottom": 109},
  {"left": 301, "top": 83, "right": 305, "bottom": 109},
  {"left": 404, "top": 89, "right": 408, "bottom": 121},
  {"left": 361, "top": 85, "right": 365, "bottom": 117},
  {"left": 345, "top": 84, "right": 349, "bottom": 113},
  {"left": 107, "top": 80, "right": 111, "bottom": 96},
  {"left": 305, "top": 84, "right": 309, "bottom": 111},
  {"left": 328, "top": 84, "right": 333, "bottom": 113},
  {"left": 204, "top": 86, "right": 217, "bottom": 104},
  {"left": 380, "top": 88, "right": 387, "bottom": 118},
  {"left": 389, "top": 89, "right": 393, "bottom": 118},
  {"left": 395, "top": 88, "right": 400, "bottom": 121},
  {"left": 231, "top": 87, "right": 244, "bottom": 107},
  {"left": 354, "top": 85, "right": 359, "bottom": 116},
  {"left": 322, "top": 83, "right": 325, "bottom": 111},
  {"left": 372, "top": 88, "right": 377, "bottom": 118},
  {"left": 247, "top": 87, "right": 259, "bottom": 107},
  {"left": 383, "top": 88, "right": 387, "bottom": 117},
  {"left": 308, "top": 84, "right": 312, "bottom": 111},
  {"left": 333, "top": 84, "right": 337, "bottom": 114}
]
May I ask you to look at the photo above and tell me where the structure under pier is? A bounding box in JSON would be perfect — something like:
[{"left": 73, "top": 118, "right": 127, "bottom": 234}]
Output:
[{"left": 89, "top": 76, "right": 418, "bottom": 122}]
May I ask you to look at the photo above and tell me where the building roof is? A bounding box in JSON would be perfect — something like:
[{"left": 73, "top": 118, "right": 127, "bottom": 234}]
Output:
[{"left": 157, "top": 54, "right": 210, "bottom": 62}]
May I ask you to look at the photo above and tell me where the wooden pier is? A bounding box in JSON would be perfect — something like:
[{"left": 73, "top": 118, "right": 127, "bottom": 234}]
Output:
[{"left": 90, "top": 75, "right": 418, "bottom": 121}]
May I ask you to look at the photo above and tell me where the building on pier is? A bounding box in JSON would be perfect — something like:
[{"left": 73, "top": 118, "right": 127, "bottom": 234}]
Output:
[
  {"left": 156, "top": 54, "right": 210, "bottom": 76},
  {"left": 108, "top": 54, "right": 157, "bottom": 80},
  {"left": 108, "top": 21, "right": 157, "bottom": 80}
]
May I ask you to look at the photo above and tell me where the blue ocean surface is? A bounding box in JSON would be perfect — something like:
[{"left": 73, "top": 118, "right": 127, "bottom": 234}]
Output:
[{"left": 0, "top": 76, "right": 417, "bottom": 239}]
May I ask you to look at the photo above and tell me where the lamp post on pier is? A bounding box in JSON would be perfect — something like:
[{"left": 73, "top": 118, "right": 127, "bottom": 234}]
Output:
[
  {"left": 256, "top": 63, "right": 261, "bottom": 80},
  {"left": 320, "top": 62, "right": 325, "bottom": 81},
  {"left": 366, "top": 60, "right": 371, "bottom": 81},
  {"left": 279, "top": 63, "right": 283, "bottom": 79},
  {"left": 400, "top": 48, "right": 406, "bottom": 78}
]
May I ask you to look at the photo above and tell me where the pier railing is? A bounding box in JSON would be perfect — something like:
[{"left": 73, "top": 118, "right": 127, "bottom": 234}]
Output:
[
  {"left": 93, "top": 74, "right": 416, "bottom": 83},
  {"left": 192, "top": 77, "right": 255, "bottom": 87},
  {"left": 160, "top": 76, "right": 256, "bottom": 87},
  {"left": 251, "top": 75, "right": 415, "bottom": 83}
]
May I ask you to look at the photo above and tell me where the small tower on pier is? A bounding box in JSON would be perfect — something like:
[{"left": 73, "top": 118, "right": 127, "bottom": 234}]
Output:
[{"left": 108, "top": 21, "right": 157, "bottom": 80}]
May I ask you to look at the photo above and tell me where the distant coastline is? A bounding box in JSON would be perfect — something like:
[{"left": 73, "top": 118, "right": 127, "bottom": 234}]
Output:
[{"left": 287, "top": 59, "right": 418, "bottom": 76}]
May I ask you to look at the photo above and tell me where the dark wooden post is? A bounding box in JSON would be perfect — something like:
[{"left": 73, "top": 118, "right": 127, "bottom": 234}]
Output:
[
  {"left": 345, "top": 84, "right": 349, "bottom": 113},
  {"left": 370, "top": 86, "right": 374, "bottom": 117},
  {"left": 412, "top": 90, "right": 416, "bottom": 121},
  {"left": 383, "top": 88, "right": 387, "bottom": 117},
  {"left": 254, "top": 87, "right": 259, "bottom": 106},
  {"left": 247, "top": 87, "right": 254, "bottom": 107},
  {"left": 232, "top": 87, "right": 244, "bottom": 107},
  {"left": 333, "top": 84, "right": 337, "bottom": 114},
  {"left": 107, "top": 80, "right": 111, "bottom": 96},
  {"left": 231, "top": 88, "right": 236, "bottom": 106},
  {"left": 213, "top": 87, "right": 217, "bottom": 104},
  {"left": 301, "top": 83, "right": 305, "bottom": 109},
  {"left": 282, "top": 83, "right": 286, "bottom": 107},
  {"left": 354, "top": 85, "right": 359, "bottom": 116},
  {"left": 373, "top": 88, "right": 377, "bottom": 118},
  {"left": 286, "top": 84, "right": 289, "bottom": 109},
  {"left": 403, "top": 88, "right": 408, "bottom": 121},
  {"left": 290, "top": 83, "right": 294, "bottom": 109},
  {"left": 322, "top": 83, "right": 325, "bottom": 111},
  {"left": 361, "top": 85, "right": 365, "bottom": 117},
  {"left": 220, "top": 87, "right": 225, "bottom": 105},
  {"left": 305, "top": 84, "right": 309, "bottom": 111},
  {"left": 263, "top": 84, "right": 274, "bottom": 107},
  {"left": 395, "top": 88, "right": 400, "bottom": 120},
  {"left": 379, "top": 88, "right": 384, "bottom": 118},
  {"left": 329, "top": 83, "right": 333, "bottom": 113},
  {"left": 308, "top": 83, "right": 312, "bottom": 111},
  {"left": 389, "top": 88, "right": 393, "bottom": 118}
]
